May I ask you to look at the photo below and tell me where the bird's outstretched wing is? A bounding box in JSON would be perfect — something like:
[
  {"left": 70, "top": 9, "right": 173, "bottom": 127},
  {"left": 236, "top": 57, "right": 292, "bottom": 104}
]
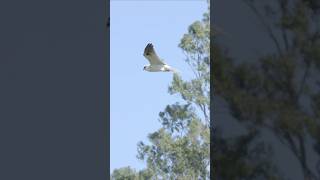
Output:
[{"left": 143, "top": 43, "right": 165, "bottom": 65}]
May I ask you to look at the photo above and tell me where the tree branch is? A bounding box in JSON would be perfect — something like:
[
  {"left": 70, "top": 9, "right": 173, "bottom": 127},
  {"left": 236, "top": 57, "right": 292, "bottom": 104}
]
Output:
[
  {"left": 243, "top": 0, "right": 283, "bottom": 56},
  {"left": 279, "top": 0, "right": 290, "bottom": 51},
  {"left": 296, "top": 62, "right": 311, "bottom": 101}
]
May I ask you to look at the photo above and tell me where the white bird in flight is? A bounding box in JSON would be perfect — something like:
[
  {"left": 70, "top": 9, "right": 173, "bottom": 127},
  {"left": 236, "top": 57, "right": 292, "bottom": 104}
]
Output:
[{"left": 143, "top": 43, "right": 179, "bottom": 73}]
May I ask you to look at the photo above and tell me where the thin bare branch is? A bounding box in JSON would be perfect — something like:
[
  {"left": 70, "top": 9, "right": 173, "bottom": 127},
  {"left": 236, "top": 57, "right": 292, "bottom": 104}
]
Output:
[{"left": 243, "top": 0, "right": 283, "bottom": 56}]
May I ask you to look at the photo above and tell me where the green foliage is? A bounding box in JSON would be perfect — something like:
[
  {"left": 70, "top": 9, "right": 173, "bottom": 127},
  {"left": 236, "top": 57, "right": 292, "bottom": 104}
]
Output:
[
  {"left": 111, "top": 167, "right": 138, "bottom": 180},
  {"left": 111, "top": 167, "right": 155, "bottom": 180},
  {"left": 212, "top": 39, "right": 281, "bottom": 180},
  {"left": 214, "top": 0, "right": 320, "bottom": 179},
  {"left": 136, "top": 118, "right": 209, "bottom": 179},
  {"left": 214, "top": 130, "right": 279, "bottom": 179},
  {"left": 158, "top": 103, "right": 193, "bottom": 133}
]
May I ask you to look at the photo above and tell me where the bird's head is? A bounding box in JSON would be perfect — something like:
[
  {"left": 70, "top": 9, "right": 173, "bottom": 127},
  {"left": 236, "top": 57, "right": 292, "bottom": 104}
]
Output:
[{"left": 143, "top": 65, "right": 148, "bottom": 71}]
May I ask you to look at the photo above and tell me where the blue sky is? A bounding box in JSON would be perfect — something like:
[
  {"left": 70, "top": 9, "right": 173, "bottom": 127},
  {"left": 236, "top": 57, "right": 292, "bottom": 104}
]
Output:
[{"left": 110, "top": 0, "right": 207, "bottom": 172}]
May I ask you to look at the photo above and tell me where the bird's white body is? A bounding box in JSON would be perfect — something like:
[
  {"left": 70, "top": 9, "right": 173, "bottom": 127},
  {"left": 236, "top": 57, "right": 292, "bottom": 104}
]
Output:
[
  {"left": 144, "top": 64, "right": 174, "bottom": 72},
  {"left": 143, "top": 43, "right": 179, "bottom": 73}
]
